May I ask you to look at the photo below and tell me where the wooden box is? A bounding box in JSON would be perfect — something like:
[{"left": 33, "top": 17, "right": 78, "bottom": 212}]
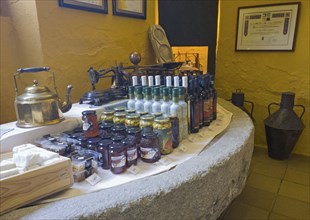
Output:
[{"left": 0, "top": 154, "right": 73, "bottom": 214}]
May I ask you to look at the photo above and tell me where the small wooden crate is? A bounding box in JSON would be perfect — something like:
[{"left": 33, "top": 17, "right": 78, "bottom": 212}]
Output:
[{"left": 0, "top": 154, "right": 73, "bottom": 214}]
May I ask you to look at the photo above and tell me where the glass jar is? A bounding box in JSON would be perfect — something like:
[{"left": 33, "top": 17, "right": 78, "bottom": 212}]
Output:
[
  {"left": 109, "top": 135, "right": 126, "bottom": 174},
  {"left": 122, "top": 137, "right": 138, "bottom": 167},
  {"left": 125, "top": 113, "right": 140, "bottom": 128},
  {"left": 87, "top": 137, "right": 101, "bottom": 151},
  {"left": 99, "top": 121, "right": 114, "bottom": 136},
  {"left": 111, "top": 124, "right": 126, "bottom": 137},
  {"left": 169, "top": 115, "right": 180, "bottom": 148},
  {"left": 101, "top": 110, "right": 115, "bottom": 123},
  {"left": 140, "top": 114, "right": 154, "bottom": 130},
  {"left": 113, "top": 112, "right": 126, "bottom": 125},
  {"left": 154, "top": 116, "right": 173, "bottom": 155},
  {"left": 139, "top": 128, "right": 160, "bottom": 163},
  {"left": 98, "top": 139, "right": 113, "bottom": 170},
  {"left": 126, "top": 127, "right": 142, "bottom": 147},
  {"left": 76, "top": 136, "right": 89, "bottom": 148},
  {"left": 82, "top": 110, "right": 99, "bottom": 138}
]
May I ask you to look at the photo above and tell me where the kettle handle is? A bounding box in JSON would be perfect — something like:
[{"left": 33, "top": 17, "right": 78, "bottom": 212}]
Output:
[
  {"left": 244, "top": 100, "right": 254, "bottom": 117},
  {"left": 268, "top": 102, "right": 279, "bottom": 116},
  {"left": 16, "top": 67, "right": 50, "bottom": 73},
  {"left": 14, "top": 67, "right": 52, "bottom": 95},
  {"left": 294, "top": 104, "right": 306, "bottom": 119}
]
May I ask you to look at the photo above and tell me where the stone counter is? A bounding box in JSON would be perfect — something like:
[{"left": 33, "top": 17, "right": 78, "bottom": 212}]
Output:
[{"left": 1, "top": 99, "right": 254, "bottom": 220}]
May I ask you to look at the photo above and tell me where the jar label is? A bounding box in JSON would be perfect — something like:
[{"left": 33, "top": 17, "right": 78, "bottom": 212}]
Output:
[
  {"left": 140, "top": 147, "right": 158, "bottom": 160},
  {"left": 82, "top": 120, "right": 92, "bottom": 131},
  {"left": 127, "top": 148, "right": 138, "bottom": 161},
  {"left": 154, "top": 128, "right": 172, "bottom": 154},
  {"left": 111, "top": 155, "right": 126, "bottom": 168}
]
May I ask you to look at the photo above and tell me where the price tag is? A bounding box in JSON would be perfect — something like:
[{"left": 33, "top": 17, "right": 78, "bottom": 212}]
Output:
[
  {"left": 86, "top": 173, "right": 102, "bottom": 186},
  {"left": 179, "top": 144, "right": 188, "bottom": 153},
  {"left": 188, "top": 136, "right": 197, "bottom": 143},
  {"left": 127, "top": 165, "right": 141, "bottom": 175},
  {"left": 159, "top": 156, "right": 173, "bottom": 166}
]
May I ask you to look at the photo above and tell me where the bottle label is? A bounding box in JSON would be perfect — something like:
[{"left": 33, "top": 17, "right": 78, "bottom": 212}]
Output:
[
  {"left": 111, "top": 155, "right": 126, "bottom": 168},
  {"left": 127, "top": 148, "right": 138, "bottom": 161},
  {"left": 154, "top": 128, "right": 172, "bottom": 154},
  {"left": 140, "top": 147, "right": 158, "bottom": 159},
  {"left": 203, "top": 100, "right": 211, "bottom": 121}
]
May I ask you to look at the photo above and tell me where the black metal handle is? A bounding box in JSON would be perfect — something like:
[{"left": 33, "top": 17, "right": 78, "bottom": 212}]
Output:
[
  {"left": 268, "top": 102, "right": 279, "bottom": 116},
  {"left": 244, "top": 100, "right": 254, "bottom": 117},
  {"left": 294, "top": 104, "right": 306, "bottom": 119},
  {"left": 16, "top": 67, "right": 50, "bottom": 73}
]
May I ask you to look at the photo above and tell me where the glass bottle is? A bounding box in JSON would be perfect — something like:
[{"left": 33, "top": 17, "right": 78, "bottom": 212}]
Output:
[
  {"left": 169, "top": 115, "right": 179, "bottom": 148},
  {"left": 98, "top": 139, "right": 113, "bottom": 169},
  {"left": 155, "top": 75, "right": 161, "bottom": 86},
  {"left": 170, "top": 88, "right": 182, "bottom": 142},
  {"left": 210, "top": 74, "right": 217, "bottom": 120},
  {"left": 139, "top": 127, "right": 160, "bottom": 163},
  {"left": 203, "top": 75, "right": 212, "bottom": 126},
  {"left": 141, "top": 75, "right": 147, "bottom": 99},
  {"left": 178, "top": 87, "right": 188, "bottom": 139},
  {"left": 82, "top": 110, "right": 99, "bottom": 138},
  {"left": 109, "top": 135, "right": 126, "bottom": 174},
  {"left": 122, "top": 137, "right": 138, "bottom": 167},
  {"left": 151, "top": 87, "right": 161, "bottom": 114},
  {"left": 196, "top": 77, "right": 204, "bottom": 129},
  {"left": 161, "top": 87, "right": 171, "bottom": 116},
  {"left": 127, "top": 86, "right": 136, "bottom": 110},
  {"left": 134, "top": 86, "right": 144, "bottom": 112},
  {"left": 143, "top": 87, "right": 153, "bottom": 113},
  {"left": 189, "top": 78, "right": 199, "bottom": 133}
]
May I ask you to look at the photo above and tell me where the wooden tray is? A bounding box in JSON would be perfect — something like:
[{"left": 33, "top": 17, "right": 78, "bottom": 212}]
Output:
[{"left": 0, "top": 153, "right": 73, "bottom": 214}]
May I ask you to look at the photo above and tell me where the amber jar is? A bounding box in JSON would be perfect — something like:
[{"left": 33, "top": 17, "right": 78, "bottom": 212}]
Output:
[
  {"left": 98, "top": 139, "right": 113, "bottom": 169},
  {"left": 82, "top": 110, "right": 99, "bottom": 138},
  {"left": 140, "top": 114, "right": 155, "bottom": 130},
  {"left": 109, "top": 135, "right": 126, "bottom": 174},
  {"left": 154, "top": 116, "right": 173, "bottom": 155},
  {"left": 122, "top": 137, "right": 138, "bottom": 167},
  {"left": 139, "top": 128, "right": 160, "bottom": 163},
  {"left": 101, "top": 110, "right": 115, "bottom": 123},
  {"left": 125, "top": 113, "right": 140, "bottom": 128},
  {"left": 113, "top": 112, "right": 126, "bottom": 125}
]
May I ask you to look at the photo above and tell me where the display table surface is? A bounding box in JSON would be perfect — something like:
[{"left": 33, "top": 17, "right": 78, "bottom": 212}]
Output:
[{"left": 1, "top": 99, "right": 254, "bottom": 220}]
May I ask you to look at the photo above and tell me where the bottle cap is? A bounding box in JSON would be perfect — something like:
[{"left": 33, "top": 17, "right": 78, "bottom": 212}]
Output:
[
  {"left": 155, "top": 75, "right": 161, "bottom": 86},
  {"left": 182, "top": 76, "right": 188, "bottom": 88},
  {"left": 148, "top": 76, "right": 154, "bottom": 87},
  {"left": 141, "top": 76, "right": 147, "bottom": 86},
  {"left": 174, "top": 76, "right": 179, "bottom": 87},
  {"left": 166, "top": 76, "right": 172, "bottom": 87},
  {"left": 132, "top": 76, "right": 138, "bottom": 86}
]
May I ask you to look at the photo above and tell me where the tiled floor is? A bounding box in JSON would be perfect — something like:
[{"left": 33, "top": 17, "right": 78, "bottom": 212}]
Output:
[{"left": 221, "top": 147, "right": 310, "bottom": 220}]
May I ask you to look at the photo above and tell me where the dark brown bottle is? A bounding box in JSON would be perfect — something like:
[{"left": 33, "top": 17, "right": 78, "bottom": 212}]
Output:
[{"left": 189, "top": 77, "right": 199, "bottom": 133}]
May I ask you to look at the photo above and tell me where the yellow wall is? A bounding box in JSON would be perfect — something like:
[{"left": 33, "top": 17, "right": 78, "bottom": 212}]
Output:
[
  {"left": 217, "top": 0, "right": 309, "bottom": 156},
  {"left": 0, "top": 0, "right": 156, "bottom": 124}
]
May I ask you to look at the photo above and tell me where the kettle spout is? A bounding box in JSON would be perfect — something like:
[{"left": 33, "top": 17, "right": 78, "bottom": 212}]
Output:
[{"left": 59, "top": 85, "right": 73, "bottom": 113}]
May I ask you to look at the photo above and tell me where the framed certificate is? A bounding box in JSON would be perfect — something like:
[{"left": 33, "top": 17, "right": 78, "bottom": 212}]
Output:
[
  {"left": 236, "top": 2, "right": 300, "bottom": 51},
  {"left": 59, "top": 0, "right": 108, "bottom": 14},
  {"left": 112, "top": 0, "right": 146, "bottom": 19}
]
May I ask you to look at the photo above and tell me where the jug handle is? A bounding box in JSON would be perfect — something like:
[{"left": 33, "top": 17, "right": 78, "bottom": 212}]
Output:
[
  {"left": 294, "top": 105, "right": 305, "bottom": 119},
  {"left": 244, "top": 100, "right": 254, "bottom": 117},
  {"left": 14, "top": 67, "right": 50, "bottom": 95},
  {"left": 268, "top": 102, "right": 279, "bottom": 116}
]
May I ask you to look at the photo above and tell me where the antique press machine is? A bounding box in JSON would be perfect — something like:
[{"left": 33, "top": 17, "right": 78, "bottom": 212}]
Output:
[{"left": 80, "top": 52, "right": 183, "bottom": 106}]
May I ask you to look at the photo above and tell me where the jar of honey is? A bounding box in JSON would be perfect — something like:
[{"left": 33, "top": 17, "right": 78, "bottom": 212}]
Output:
[
  {"left": 109, "top": 135, "right": 126, "bottom": 174},
  {"left": 82, "top": 110, "right": 99, "bottom": 138},
  {"left": 122, "top": 137, "right": 138, "bottom": 167},
  {"left": 139, "top": 127, "right": 160, "bottom": 163},
  {"left": 98, "top": 139, "right": 113, "bottom": 170}
]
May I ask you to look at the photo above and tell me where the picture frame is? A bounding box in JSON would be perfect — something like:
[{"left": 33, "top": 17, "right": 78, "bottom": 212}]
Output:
[
  {"left": 112, "top": 0, "right": 146, "bottom": 19},
  {"left": 59, "top": 0, "right": 108, "bottom": 14},
  {"left": 235, "top": 2, "right": 300, "bottom": 51}
]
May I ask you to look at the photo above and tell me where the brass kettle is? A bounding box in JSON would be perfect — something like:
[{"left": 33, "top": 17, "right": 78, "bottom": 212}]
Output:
[{"left": 14, "top": 67, "right": 73, "bottom": 128}]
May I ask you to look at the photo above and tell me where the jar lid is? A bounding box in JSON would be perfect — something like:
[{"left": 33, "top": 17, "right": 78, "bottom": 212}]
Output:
[
  {"left": 77, "top": 136, "right": 88, "bottom": 142},
  {"left": 154, "top": 116, "right": 170, "bottom": 123},
  {"left": 137, "top": 111, "right": 148, "bottom": 116},
  {"left": 87, "top": 137, "right": 102, "bottom": 144},
  {"left": 82, "top": 110, "right": 96, "bottom": 115},
  {"left": 126, "top": 113, "right": 140, "bottom": 119},
  {"left": 152, "top": 112, "right": 163, "bottom": 118},
  {"left": 111, "top": 124, "right": 126, "bottom": 132},
  {"left": 114, "top": 112, "right": 126, "bottom": 117},
  {"left": 99, "top": 121, "right": 114, "bottom": 129},
  {"left": 125, "top": 109, "right": 136, "bottom": 114},
  {"left": 141, "top": 114, "right": 155, "bottom": 121},
  {"left": 114, "top": 107, "right": 126, "bottom": 112},
  {"left": 126, "top": 127, "right": 141, "bottom": 134},
  {"left": 121, "top": 137, "right": 134, "bottom": 146},
  {"left": 100, "top": 132, "right": 111, "bottom": 139},
  {"left": 102, "top": 109, "right": 115, "bottom": 115},
  {"left": 98, "top": 139, "right": 113, "bottom": 147},
  {"left": 111, "top": 135, "right": 125, "bottom": 142}
]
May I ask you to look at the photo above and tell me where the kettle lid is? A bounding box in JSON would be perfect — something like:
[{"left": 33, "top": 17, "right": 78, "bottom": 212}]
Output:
[{"left": 16, "top": 80, "right": 56, "bottom": 101}]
